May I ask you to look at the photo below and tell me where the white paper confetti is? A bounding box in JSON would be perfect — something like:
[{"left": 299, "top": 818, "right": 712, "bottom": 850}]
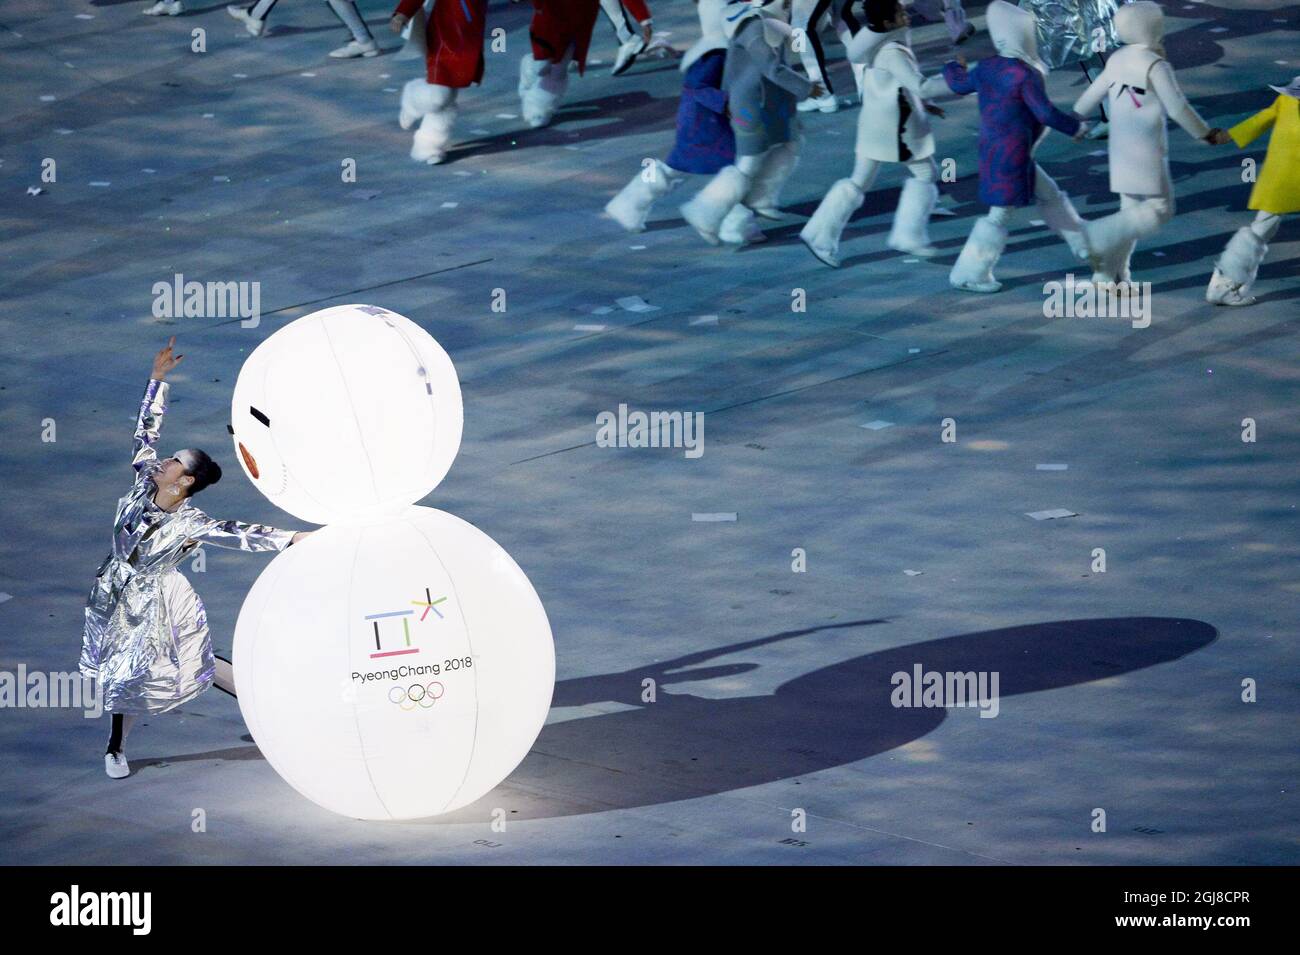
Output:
[
  {"left": 55, "top": 128, "right": 73, "bottom": 135},
  {"left": 908, "top": 347, "right": 921, "bottom": 353},
  {"left": 300, "top": 72, "right": 317, "bottom": 77},
  {"left": 440, "top": 201, "right": 459, "bottom": 209},
  {"left": 616, "top": 295, "right": 660, "bottom": 313},
  {"left": 860, "top": 420, "right": 894, "bottom": 431},
  {"left": 574, "top": 323, "right": 607, "bottom": 332},
  {"left": 692, "top": 513, "right": 738, "bottom": 522},
  {"left": 40, "top": 95, "right": 56, "bottom": 102},
  {"left": 903, "top": 569, "right": 923, "bottom": 577},
  {"left": 470, "top": 128, "right": 490, "bottom": 135},
  {"left": 383, "top": 87, "right": 398, "bottom": 93},
  {"left": 26, "top": 187, "right": 44, "bottom": 196},
  {"left": 1026, "top": 508, "right": 1077, "bottom": 520},
  {"left": 453, "top": 170, "right": 473, "bottom": 177},
  {"left": 213, "top": 175, "right": 230, "bottom": 182},
  {"left": 233, "top": 73, "right": 248, "bottom": 79},
  {"left": 495, "top": 112, "right": 518, "bottom": 119},
  {"left": 690, "top": 314, "right": 719, "bottom": 326},
  {"left": 629, "top": 244, "right": 647, "bottom": 250},
  {"left": 1036, "top": 464, "right": 1068, "bottom": 471}
]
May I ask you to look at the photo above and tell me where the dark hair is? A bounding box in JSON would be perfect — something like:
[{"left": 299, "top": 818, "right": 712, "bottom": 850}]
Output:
[
  {"left": 184, "top": 450, "right": 223, "bottom": 496},
  {"left": 864, "top": 0, "right": 904, "bottom": 31}
]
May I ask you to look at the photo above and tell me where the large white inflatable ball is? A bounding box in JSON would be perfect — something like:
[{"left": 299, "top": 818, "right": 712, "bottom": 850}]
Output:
[
  {"left": 233, "top": 506, "right": 555, "bottom": 820},
  {"left": 230, "top": 304, "right": 462, "bottom": 525}
]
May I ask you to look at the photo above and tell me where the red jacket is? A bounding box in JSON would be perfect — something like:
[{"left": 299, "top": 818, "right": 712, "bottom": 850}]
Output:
[{"left": 395, "top": 0, "right": 488, "bottom": 88}]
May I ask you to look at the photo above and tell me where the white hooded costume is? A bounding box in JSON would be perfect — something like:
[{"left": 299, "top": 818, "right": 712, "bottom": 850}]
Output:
[
  {"left": 799, "top": 2, "right": 949, "bottom": 267},
  {"left": 1072, "top": 1, "right": 1215, "bottom": 284}
]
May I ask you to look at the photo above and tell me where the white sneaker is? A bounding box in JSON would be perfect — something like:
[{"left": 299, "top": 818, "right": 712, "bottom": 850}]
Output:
[
  {"left": 611, "top": 35, "right": 646, "bottom": 76},
  {"left": 143, "top": 1, "right": 183, "bottom": 15},
  {"left": 226, "top": 5, "right": 265, "bottom": 37},
  {"left": 105, "top": 752, "right": 130, "bottom": 779},
  {"left": 798, "top": 93, "right": 839, "bottom": 113},
  {"left": 329, "top": 39, "right": 379, "bottom": 59}
]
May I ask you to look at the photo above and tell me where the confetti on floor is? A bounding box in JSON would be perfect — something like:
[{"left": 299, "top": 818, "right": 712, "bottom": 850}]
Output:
[
  {"left": 574, "top": 323, "right": 607, "bottom": 332},
  {"left": 300, "top": 72, "right": 317, "bottom": 78},
  {"left": 690, "top": 315, "right": 719, "bottom": 326},
  {"left": 630, "top": 244, "right": 647, "bottom": 250},
  {"left": 908, "top": 348, "right": 921, "bottom": 353},
  {"left": 0, "top": 592, "right": 12, "bottom": 604},
  {"left": 692, "top": 513, "right": 738, "bottom": 522},
  {"left": 27, "top": 187, "right": 44, "bottom": 196},
  {"left": 1026, "top": 508, "right": 1078, "bottom": 520},
  {"left": 903, "top": 570, "right": 923, "bottom": 577},
  {"left": 55, "top": 128, "right": 73, "bottom": 135},
  {"left": 861, "top": 420, "right": 894, "bottom": 431},
  {"left": 440, "top": 201, "right": 459, "bottom": 209},
  {"left": 495, "top": 113, "right": 518, "bottom": 119},
  {"left": 213, "top": 175, "right": 231, "bottom": 182},
  {"left": 1036, "top": 464, "right": 1068, "bottom": 471},
  {"left": 616, "top": 295, "right": 660, "bottom": 313}
]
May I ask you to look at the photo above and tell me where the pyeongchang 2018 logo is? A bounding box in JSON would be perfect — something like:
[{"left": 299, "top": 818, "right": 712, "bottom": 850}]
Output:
[{"left": 350, "top": 587, "right": 453, "bottom": 711}]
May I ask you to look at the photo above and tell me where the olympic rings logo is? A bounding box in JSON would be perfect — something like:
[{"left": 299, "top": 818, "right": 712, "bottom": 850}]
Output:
[{"left": 388, "top": 681, "right": 445, "bottom": 710}]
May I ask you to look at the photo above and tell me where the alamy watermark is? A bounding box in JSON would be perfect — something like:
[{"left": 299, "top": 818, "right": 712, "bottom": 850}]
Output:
[
  {"left": 0, "top": 666, "right": 103, "bottom": 717},
  {"left": 152, "top": 273, "right": 261, "bottom": 328},
  {"left": 1043, "top": 274, "right": 1151, "bottom": 329},
  {"left": 891, "top": 665, "right": 1000, "bottom": 718},
  {"left": 596, "top": 403, "right": 704, "bottom": 459}
]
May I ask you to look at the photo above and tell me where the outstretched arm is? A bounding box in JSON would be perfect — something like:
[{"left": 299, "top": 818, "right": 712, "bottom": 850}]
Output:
[
  {"left": 185, "top": 515, "right": 310, "bottom": 552},
  {"left": 942, "top": 57, "right": 977, "bottom": 96},
  {"left": 133, "top": 338, "right": 184, "bottom": 477},
  {"left": 1148, "top": 60, "right": 1213, "bottom": 141},
  {"left": 1022, "top": 70, "right": 1082, "bottom": 137},
  {"left": 1228, "top": 99, "right": 1279, "bottom": 148}
]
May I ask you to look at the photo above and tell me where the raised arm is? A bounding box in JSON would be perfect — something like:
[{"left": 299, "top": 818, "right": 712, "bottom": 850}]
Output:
[
  {"left": 1021, "top": 69, "right": 1082, "bottom": 138},
  {"left": 133, "top": 338, "right": 184, "bottom": 477}
]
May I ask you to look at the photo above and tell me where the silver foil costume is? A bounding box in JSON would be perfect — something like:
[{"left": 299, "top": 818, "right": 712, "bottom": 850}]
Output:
[
  {"left": 80, "top": 378, "right": 295, "bottom": 714},
  {"left": 1019, "top": 0, "right": 1122, "bottom": 70}
]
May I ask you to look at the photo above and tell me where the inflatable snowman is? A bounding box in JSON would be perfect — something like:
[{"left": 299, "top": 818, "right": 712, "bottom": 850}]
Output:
[{"left": 229, "top": 304, "right": 555, "bottom": 820}]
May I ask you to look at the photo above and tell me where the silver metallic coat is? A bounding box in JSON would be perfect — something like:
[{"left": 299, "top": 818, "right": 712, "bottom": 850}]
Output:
[
  {"left": 80, "top": 379, "right": 294, "bottom": 714},
  {"left": 1020, "top": 0, "right": 1122, "bottom": 70}
]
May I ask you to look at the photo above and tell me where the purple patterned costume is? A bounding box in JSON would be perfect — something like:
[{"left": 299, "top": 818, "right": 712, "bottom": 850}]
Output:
[{"left": 943, "top": 55, "right": 1081, "bottom": 207}]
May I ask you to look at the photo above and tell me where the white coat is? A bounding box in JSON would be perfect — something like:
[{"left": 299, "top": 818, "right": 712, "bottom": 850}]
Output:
[
  {"left": 1072, "top": 1, "right": 1210, "bottom": 197},
  {"left": 847, "top": 26, "right": 945, "bottom": 163}
]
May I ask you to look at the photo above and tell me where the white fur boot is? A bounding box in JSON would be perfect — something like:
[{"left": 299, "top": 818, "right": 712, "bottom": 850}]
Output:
[
  {"left": 799, "top": 179, "right": 865, "bottom": 268},
  {"left": 1206, "top": 226, "right": 1268, "bottom": 307},
  {"left": 887, "top": 178, "right": 940, "bottom": 256},
  {"left": 744, "top": 141, "right": 801, "bottom": 219},
  {"left": 719, "top": 203, "right": 766, "bottom": 245},
  {"left": 1034, "top": 167, "right": 1089, "bottom": 260},
  {"left": 411, "top": 105, "right": 457, "bottom": 164},
  {"left": 606, "top": 161, "right": 681, "bottom": 233},
  {"left": 1082, "top": 212, "right": 1136, "bottom": 285},
  {"left": 399, "top": 79, "right": 443, "bottom": 131},
  {"left": 681, "top": 165, "right": 751, "bottom": 245},
  {"left": 521, "top": 56, "right": 569, "bottom": 128},
  {"left": 949, "top": 216, "right": 1008, "bottom": 292}
]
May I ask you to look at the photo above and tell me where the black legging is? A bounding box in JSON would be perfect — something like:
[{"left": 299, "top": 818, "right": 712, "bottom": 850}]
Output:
[{"left": 106, "top": 714, "right": 126, "bottom": 755}]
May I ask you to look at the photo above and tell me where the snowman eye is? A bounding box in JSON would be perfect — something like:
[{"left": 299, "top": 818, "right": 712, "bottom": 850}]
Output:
[{"left": 250, "top": 406, "right": 271, "bottom": 427}]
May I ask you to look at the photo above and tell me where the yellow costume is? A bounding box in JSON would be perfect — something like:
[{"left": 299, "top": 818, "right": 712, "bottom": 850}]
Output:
[
  {"left": 1229, "top": 93, "right": 1300, "bottom": 215},
  {"left": 1208, "top": 85, "right": 1297, "bottom": 306}
]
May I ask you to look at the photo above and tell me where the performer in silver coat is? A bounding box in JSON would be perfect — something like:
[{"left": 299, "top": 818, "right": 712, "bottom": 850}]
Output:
[{"left": 80, "top": 339, "right": 310, "bottom": 779}]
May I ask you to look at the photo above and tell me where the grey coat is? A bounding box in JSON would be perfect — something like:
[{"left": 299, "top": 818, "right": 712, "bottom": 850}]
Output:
[{"left": 722, "top": 17, "right": 815, "bottom": 156}]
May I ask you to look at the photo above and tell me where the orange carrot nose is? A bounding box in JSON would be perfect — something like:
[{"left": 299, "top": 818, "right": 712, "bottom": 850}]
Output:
[{"left": 238, "top": 442, "right": 260, "bottom": 479}]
